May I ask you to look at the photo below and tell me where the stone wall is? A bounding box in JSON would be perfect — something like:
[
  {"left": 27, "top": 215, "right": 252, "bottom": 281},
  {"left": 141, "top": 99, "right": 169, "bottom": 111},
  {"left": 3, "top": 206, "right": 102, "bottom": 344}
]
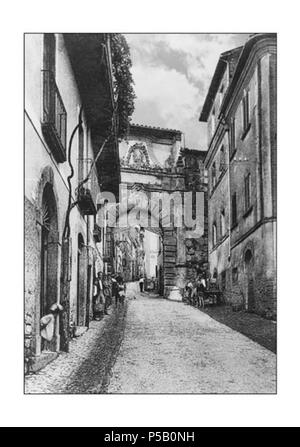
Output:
[
  {"left": 230, "top": 222, "right": 276, "bottom": 316},
  {"left": 24, "top": 197, "right": 40, "bottom": 372}
]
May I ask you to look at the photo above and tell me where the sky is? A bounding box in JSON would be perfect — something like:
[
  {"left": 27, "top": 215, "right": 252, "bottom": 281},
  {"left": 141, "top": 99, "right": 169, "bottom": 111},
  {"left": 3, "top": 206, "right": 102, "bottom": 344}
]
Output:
[{"left": 125, "top": 34, "right": 250, "bottom": 150}]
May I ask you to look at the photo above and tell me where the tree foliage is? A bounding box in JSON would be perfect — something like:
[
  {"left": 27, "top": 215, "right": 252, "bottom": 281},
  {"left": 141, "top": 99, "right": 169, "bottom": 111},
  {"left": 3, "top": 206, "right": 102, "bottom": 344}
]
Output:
[{"left": 110, "top": 33, "right": 136, "bottom": 139}]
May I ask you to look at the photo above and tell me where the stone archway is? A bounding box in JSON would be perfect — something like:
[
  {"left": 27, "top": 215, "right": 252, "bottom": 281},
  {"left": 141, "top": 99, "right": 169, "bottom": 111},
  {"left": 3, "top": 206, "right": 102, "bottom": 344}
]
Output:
[
  {"left": 98, "top": 174, "right": 206, "bottom": 300},
  {"left": 103, "top": 190, "right": 194, "bottom": 300}
]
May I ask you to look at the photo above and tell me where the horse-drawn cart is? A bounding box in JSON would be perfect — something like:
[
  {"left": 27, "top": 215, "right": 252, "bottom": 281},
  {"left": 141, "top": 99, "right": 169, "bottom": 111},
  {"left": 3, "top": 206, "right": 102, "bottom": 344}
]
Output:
[
  {"left": 183, "top": 281, "right": 223, "bottom": 309},
  {"left": 199, "top": 290, "right": 223, "bottom": 308}
]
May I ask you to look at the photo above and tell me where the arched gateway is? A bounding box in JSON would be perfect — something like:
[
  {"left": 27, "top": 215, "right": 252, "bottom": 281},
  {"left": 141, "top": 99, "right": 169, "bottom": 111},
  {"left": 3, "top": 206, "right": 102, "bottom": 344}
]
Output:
[{"left": 100, "top": 124, "right": 208, "bottom": 300}]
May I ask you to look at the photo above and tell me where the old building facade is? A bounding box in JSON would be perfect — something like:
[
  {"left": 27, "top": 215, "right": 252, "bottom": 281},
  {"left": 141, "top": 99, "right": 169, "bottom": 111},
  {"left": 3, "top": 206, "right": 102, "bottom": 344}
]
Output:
[
  {"left": 25, "top": 33, "right": 120, "bottom": 372},
  {"left": 200, "top": 33, "right": 277, "bottom": 317}
]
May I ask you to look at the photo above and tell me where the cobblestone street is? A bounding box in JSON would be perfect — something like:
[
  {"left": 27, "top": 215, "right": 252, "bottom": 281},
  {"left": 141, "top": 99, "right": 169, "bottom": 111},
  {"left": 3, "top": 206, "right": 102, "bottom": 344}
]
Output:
[
  {"left": 25, "top": 283, "right": 276, "bottom": 394},
  {"left": 107, "top": 290, "right": 276, "bottom": 394}
]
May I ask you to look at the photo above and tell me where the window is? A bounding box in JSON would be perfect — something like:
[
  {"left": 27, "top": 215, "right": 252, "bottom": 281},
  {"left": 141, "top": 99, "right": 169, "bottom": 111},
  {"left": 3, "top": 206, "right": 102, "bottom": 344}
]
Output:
[
  {"left": 212, "top": 222, "right": 217, "bottom": 246},
  {"left": 219, "top": 145, "right": 225, "bottom": 174},
  {"left": 244, "top": 249, "right": 253, "bottom": 264},
  {"left": 43, "top": 33, "right": 56, "bottom": 73},
  {"left": 211, "top": 107, "right": 216, "bottom": 135},
  {"left": 242, "top": 90, "right": 250, "bottom": 132},
  {"left": 204, "top": 169, "right": 208, "bottom": 184},
  {"left": 42, "top": 34, "right": 67, "bottom": 162},
  {"left": 212, "top": 162, "right": 216, "bottom": 189},
  {"left": 231, "top": 192, "right": 237, "bottom": 227},
  {"left": 78, "top": 126, "right": 84, "bottom": 184},
  {"left": 232, "top": 267, "right": 238, "bottom": 284},
  {"left": 244, "top": 173, "right": 251, "bottom": 211},
  {"left": 219, "top": 84, "right": 225, "bottom": 107},
  {"left": 220, "top": 210, "right": 225, "bottom": 237},
  {"left": 43, "top": 34, "right": 56, "bottom": 123},
  {"left": 229, "top": 117, "right": 236, "bottom": 158}
]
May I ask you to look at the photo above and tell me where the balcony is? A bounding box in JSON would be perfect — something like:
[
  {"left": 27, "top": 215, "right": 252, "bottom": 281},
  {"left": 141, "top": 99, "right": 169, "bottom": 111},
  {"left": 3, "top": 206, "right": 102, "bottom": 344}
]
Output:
[
  {"left": 42, "top": 70, "right": 67, "bottom": 163},
  {"left": 76, "top": 158, "right": 99, "bottom": 215}
]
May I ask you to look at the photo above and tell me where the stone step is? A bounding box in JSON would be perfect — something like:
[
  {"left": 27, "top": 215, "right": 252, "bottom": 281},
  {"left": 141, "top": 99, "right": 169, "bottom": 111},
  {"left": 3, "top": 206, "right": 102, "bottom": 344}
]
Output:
[
  {"left": 164, "top": 238, "right": 177, "bottom": 246},
  {"left": 164, "top": 246, "right": 176, "bottom": 252},
  {"left": 164, "top": 258, "right": 176, "bottom": 264}
]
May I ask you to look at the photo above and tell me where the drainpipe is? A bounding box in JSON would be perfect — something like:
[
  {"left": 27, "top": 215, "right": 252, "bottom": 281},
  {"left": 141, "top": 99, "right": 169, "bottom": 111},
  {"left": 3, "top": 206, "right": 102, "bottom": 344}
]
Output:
[
  {"left": 60, "top": 107, "right": 83, "bottom": 352},
  {"left": 227, "top": 126, "right": 232, "bottom": 307},
  {"left": 226, "top": 122, "right": 231, "bottom": 266}
]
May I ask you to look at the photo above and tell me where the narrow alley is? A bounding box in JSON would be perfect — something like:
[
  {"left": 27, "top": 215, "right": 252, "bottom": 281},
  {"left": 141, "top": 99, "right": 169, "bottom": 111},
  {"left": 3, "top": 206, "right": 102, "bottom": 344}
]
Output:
[{"left": 25, "top": 283, "right": 276, "bottom": 394}]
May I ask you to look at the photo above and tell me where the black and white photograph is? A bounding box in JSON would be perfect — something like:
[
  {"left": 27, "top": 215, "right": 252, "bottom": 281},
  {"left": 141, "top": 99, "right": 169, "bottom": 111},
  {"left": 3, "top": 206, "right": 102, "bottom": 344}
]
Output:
[
  {"left": 1, "top": 0, "right": 300, "bottom": 430},
  {"left": 24, "top": 31, "right": 277, "bottom": 395}
]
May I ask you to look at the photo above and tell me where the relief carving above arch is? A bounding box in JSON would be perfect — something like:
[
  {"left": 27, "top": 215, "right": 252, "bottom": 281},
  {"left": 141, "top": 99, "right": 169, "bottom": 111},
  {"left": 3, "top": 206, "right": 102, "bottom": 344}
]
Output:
[{"left": 122, "top": 142, "right": 151, "bottom": 169}]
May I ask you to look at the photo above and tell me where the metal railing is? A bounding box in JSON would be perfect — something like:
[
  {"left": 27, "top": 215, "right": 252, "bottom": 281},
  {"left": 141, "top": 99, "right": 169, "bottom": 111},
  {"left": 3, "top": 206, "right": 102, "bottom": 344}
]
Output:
[{"left": 42, "top": 69, "right": 67, "bottom": 158}]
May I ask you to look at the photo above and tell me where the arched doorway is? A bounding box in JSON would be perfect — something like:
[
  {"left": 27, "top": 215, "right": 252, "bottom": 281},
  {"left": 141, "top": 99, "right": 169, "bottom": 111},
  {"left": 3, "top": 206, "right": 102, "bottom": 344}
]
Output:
[
  {"left": 244, "top": 248, "right": 255, "bottom": 312},
  {"left": 77, "top": 233, "right": 87, "bottom": 326},
  {"left": 40, "top": 183, "right": 59, "bottom": 351}
]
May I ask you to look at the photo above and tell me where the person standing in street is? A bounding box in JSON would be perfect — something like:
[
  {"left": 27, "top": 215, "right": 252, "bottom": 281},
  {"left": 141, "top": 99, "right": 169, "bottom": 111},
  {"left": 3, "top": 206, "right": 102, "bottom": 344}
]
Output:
[
  {"left": 111, "top": 274, "right": 119, "bottom": 307},
  {"left": 116, "top": 274, "right": 122, "bottom": 308},
  {"left": 102, "top": 273, "right": 110, "bottom": 315},
  {"left": 116, "top": 275, "right": 126, "bottom": 307},
  {"left": 200, "top": 275, "right": 206, "bottom": 290},
  {"left": 107, "top": 274, "right": 113, "bottom": 307},
  {"left": 93, "top": 272, "right": 104, "bottom": 320},
  {"left": 139, "top": 276, "right": 144, "bottom": 293}
]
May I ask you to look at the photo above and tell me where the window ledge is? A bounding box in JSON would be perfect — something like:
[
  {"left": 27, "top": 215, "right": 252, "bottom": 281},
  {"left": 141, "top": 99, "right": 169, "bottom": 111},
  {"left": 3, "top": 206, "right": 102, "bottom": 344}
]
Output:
[
  {"left": 241, "top": 123, "right": 251, "bottom": 141},
  {"left": 220, "top": 233, "right": 228, "bottom": 243},
  {"left": 243, "top": 205, "right": 253, "bottom": 218},
  {"left": 209, "top": 169, "right": 227, "bottom": 198},
  {"left": 231, "top": 222, "right": 238, "bottom": 231},
  {"left": 211, "top": 233, "right": 229, "bottom": 251},
  {"left": 218, "top": 168, "right": 226, "bottom": 183}
]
